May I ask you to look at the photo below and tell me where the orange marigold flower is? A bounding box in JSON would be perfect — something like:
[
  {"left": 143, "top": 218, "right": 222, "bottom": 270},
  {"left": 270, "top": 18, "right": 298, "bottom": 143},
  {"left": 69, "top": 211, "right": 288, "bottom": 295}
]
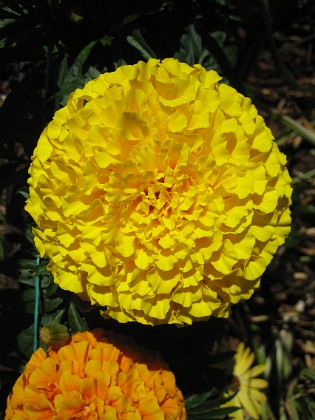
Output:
[
  {"left": 25, "top": 58, "right": 292, "bottom": 325},
  {"left": 5, "top": 328, "right": 186, "bottom": 419}
]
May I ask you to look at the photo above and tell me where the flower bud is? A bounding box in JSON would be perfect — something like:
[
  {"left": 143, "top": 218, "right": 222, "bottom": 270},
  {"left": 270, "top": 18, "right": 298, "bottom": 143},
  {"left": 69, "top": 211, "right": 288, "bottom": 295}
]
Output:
[{"left": 40, "top": 322, "right": 70, "bottom": 347}]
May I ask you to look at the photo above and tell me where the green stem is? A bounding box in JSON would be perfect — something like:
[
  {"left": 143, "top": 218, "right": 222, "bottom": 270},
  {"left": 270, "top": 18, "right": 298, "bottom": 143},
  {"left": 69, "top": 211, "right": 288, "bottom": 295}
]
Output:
[{"left": 33, "top": 257, "right": 40, "bottom": 352}]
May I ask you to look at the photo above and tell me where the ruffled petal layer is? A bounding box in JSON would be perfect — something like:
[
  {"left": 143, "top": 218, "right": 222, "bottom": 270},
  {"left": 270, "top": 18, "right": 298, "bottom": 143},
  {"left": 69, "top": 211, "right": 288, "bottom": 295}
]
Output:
[
  {"left": 5, "top": 329, "right": 186, "bottom": 419},
  {"left": 25, "top": 58, "right": 292, "bottom": 325}
]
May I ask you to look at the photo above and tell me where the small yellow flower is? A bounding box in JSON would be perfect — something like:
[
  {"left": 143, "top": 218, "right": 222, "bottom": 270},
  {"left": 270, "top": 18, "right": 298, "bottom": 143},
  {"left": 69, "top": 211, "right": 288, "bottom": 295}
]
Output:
[
  {"left": 224, "top": 342, "right": 268, "bottom": 419},
  {"left": 5, "top": 329, "right": 186, "bottom": 419},
  {"left": 25, "top": 58, "right": 292, "bottom": 325}
]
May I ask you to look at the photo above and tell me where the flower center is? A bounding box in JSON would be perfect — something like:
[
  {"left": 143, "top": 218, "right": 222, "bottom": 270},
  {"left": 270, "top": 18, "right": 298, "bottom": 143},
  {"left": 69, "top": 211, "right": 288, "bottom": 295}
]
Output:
[{"left": 229, "top": 375, "right": 241, "bottom": 393}]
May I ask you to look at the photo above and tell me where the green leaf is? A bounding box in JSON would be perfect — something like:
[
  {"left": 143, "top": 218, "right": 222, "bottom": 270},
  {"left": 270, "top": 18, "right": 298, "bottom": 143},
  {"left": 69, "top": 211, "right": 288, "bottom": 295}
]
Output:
[
  {"left": 18, "top": 273, "right": 51, "bottom": 287},
  {"left": 99, "top": 34, "right": 113, "bottom": 47},
  {"left": 20, "top": 288, "right": 63, "bottom": 314},
  {"left": 221, "top": 45, "right": 238, "bottom": 67},
  {"left": 184, "top": 24, "right": 204, "bottom": 62},
  {"left": 189, "top": 393, "right": 238, "bottom": 413},
  {"left": 1, "top": 3, "right": 25, "bottom": 16},
  {"left": 175, "top": 24, "right": 212, "bottom": 67},
  {"left": 56, "top": 40, "right": 99, "bottom": 106},
  {"left": 301, "top": 367, "right": 315, "bottom": 382},
  {"left": 16, "top": 185, "right": 29, "bottom": 199},
  {"left": 121, "top": 14, "right": 139, "bottom": 27},
  {"left": 18, "top": 258, "right": 39, "bottom": 269},
  {"left": 16, "top": 324, "right": 35, "bottom": 359},
  {"left": 23, "top": 225, "right": 37, "bottom": 250},
  {"left": 267, "top": 107, "right": 315, "bottom": 146},
  {"left": 84, "top": 66, "right": 101, "bottom": 82},
  {"left": 18, "top": 262, "right": 52, "bottom": 287},
  {"left": 188, "top": 406, "right": 240, "bottom": 419},
  {"left": 209, "top": 30, "right": 226, "bottom": 47},
  {"left": 186, "top": 390, "right": 239, "bottom": 420},
  {"left": 41, "top": 309, "right": 65, "bottom": 326},
  {"left": 0, "top": 18, "right": 15, "bottom": 38},
  {"left": 185, "top": 390, "right": 217, "bottom": 410},
  {"left": 69, "top": 40, "right": 97, "bottom": 77},
  {"left": 126, "top": 29, "right": 156, "bottom": 60},
  {"left": 0, "top": 7, "right": 20, "bottom": 19},
  {"left": 67, "top": 301, "right": 88, "bottom": 333},
  {"left": 43, "top": 296, "right": 64, "bottom": 313},
  {"left": 114, "top": 58, "right": 128, "bottom": 69}
]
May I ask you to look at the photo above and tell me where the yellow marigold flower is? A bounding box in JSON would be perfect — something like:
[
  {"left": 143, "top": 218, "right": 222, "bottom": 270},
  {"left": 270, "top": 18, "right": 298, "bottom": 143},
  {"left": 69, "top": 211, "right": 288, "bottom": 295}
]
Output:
[
  {"left": 224, "top": 342, "right": 268, "bottom": 419},
  {"left": 25, "top": 58, "right": 292, "bottom": 325},
  {"left": 5, "top": 328, "right": 186, "bottom": 419}
]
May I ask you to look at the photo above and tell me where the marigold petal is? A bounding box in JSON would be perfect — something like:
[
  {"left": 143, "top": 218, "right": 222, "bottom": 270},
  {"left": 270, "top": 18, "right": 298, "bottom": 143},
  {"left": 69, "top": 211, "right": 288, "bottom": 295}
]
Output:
[{"left": 28, "top": 358, "right": 57, "bottom": 388}]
